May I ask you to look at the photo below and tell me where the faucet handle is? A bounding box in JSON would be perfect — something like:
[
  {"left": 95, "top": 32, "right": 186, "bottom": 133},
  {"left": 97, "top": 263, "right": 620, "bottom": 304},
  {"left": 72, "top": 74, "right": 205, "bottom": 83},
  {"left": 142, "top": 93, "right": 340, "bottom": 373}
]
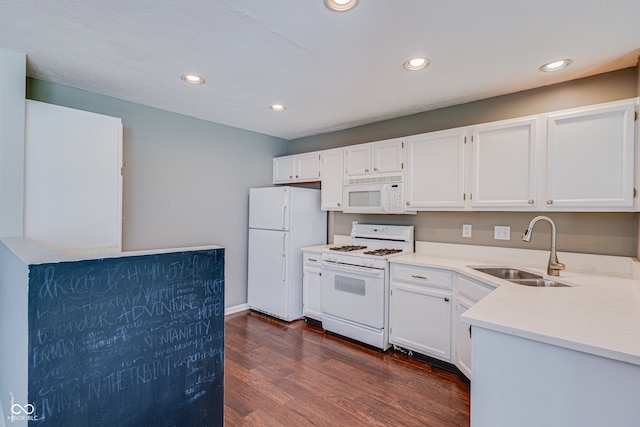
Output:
[{"left": 548, "top": 261, "right": 566, "bottom": 276}]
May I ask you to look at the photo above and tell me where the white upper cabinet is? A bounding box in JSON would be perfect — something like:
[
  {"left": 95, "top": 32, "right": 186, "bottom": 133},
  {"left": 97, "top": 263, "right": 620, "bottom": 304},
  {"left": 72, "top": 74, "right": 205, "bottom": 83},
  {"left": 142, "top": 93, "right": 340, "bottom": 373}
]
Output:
[
  {"left": 545, "top": 99, "right": 636, "bottom": 209},
  {"left": 320, "top": 148, "right": 344, "bottom": 211},
  {"left": 273, "top": 152, "right": 321, "bottom": 184},
  {"left": 344, "top": 138, "right": 404, "bottom": 176},
  {"left": 372, "top": 138, "right": 405, "bottom": 174},
  {"left": 405, "top": 128, "right": 466, "bottom": 210},
  {"left": 344, "top": 144, "right": 371, "bottom": 176},
  {"left": 470, "top": 117, "right": 539, "bottom": 208}
]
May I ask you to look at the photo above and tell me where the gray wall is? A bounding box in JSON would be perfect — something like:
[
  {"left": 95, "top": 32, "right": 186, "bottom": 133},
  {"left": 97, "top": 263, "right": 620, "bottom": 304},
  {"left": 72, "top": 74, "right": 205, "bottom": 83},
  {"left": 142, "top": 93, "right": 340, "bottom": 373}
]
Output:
[
  {"left": 28, "top": 79, "right": 288, "bottom": 308},
  {"left": 291, "top": 67, "right": 640, "bottom": 257}
]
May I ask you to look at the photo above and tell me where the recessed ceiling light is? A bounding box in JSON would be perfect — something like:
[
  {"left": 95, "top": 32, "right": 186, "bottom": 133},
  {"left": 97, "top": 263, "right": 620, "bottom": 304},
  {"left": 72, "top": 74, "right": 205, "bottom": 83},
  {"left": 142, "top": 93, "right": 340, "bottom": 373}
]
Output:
[
  {"left": 539, "top": 59, "right": 572, "bottom": 72},
  {"left": 324, "top": 0, "right": 358, "bottom": 12},
  {"left": 403, "top": 57, "right": 429, "bottom": 71},
  {"left": 270, "top": 104, "right": 286, "bottom": 111},
  {"left": 181, "top": 74, "right": 205, "bottom": 85}
]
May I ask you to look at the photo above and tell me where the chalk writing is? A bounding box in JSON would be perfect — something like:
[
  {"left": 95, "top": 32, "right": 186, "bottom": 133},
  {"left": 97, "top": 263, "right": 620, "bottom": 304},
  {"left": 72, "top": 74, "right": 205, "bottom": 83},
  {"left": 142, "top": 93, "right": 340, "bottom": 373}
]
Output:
[{"left": 28, "top": 249, "right": 225, "bottom": 426}]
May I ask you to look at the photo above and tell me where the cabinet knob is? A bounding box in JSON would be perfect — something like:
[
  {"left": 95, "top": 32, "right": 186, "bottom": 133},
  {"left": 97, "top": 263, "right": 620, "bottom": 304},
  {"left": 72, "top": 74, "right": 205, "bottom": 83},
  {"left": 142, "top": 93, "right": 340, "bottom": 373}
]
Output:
[
  {"left": 373, "top": 167, "right": 378, "bottom": 171},
  {"left": 528, "top": 199, "right": 534, "bottom": 205},
  {"left": 337, "top": 202, "right": 341, "bottom": 206},
  {"left": 444, "top": 297, "right": 450, "bottom": 302},
  {"left": 406, "top": 201, "right": 410, "bottom": 206},
  {"left": 547, "top": 200, "right": 554, "bottom": 205},
  {"left": 296, "top": 175, "right": 299, "bottom": 178}
]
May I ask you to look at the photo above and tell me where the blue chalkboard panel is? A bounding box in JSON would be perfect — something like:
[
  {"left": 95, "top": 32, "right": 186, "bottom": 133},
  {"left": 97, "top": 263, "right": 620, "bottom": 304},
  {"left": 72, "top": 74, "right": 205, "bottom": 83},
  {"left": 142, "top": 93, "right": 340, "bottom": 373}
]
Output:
[{"left": 27, "top": 248, "right": 224, "bottom": 426}]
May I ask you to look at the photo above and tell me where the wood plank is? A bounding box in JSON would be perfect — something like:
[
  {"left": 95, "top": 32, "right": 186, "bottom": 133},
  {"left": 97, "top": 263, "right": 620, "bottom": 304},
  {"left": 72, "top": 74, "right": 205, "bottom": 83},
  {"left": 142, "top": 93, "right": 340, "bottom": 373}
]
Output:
[{"left": 225, "top": 310, "right": 470, "bottom": 426}]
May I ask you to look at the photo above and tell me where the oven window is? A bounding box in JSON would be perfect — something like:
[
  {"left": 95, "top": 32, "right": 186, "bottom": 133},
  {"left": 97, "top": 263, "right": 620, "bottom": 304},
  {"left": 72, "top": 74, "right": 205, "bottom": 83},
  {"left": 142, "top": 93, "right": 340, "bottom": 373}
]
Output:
[
  {"left": 334, "top": 275, "right": 366, "bottom": 296},
  {"left": 348, "top": 190, "right": 381, "bottom": 207}
]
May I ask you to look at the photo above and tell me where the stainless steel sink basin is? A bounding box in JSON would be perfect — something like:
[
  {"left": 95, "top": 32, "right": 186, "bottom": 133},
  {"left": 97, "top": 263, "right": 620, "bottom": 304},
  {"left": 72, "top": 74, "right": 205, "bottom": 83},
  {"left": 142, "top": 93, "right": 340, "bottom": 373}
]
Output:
[
  {"left": 508, "top": 279, "right": 570, "bottom": 287},
  {"left": 470, "top": 266, "right": 571, "bottom": 287},
  {"left": 471, "top": 267, "right": 542, "bottom": 280}
]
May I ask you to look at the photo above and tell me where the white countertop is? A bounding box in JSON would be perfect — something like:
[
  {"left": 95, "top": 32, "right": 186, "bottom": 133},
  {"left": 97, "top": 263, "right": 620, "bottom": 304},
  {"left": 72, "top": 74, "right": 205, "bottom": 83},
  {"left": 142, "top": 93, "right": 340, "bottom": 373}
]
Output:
[{"left": 390, "top": 242, "right": 640, "bottom": 366}]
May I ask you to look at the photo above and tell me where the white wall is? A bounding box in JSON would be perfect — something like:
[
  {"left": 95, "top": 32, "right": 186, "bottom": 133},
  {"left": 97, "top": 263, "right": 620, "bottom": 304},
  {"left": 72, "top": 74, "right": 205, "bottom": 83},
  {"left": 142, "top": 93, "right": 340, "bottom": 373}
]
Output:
[
  {"left": 28, "top": 79, "right": 288, "bottom": 308},
  {"left": 0, "top": 48, "right": 26, "bottom": 238},
  {"left": 0, "top": 242, "right": 29, "bottom": 427}
]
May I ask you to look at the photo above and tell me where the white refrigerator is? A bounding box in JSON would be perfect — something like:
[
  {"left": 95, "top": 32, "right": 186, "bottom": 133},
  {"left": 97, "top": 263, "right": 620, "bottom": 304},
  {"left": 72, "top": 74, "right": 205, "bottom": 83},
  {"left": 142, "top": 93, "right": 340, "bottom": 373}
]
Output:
[{"left": 248, "top": 186, "right": 327, "bottom": 321}]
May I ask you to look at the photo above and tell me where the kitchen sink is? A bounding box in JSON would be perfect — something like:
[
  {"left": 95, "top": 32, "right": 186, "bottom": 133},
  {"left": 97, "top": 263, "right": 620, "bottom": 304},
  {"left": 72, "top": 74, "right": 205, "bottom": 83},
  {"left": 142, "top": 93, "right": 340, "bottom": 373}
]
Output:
[
  {"left": 508, "top": 279, "right": 570, "bottom": 287},
  {"left": 470, "top": 267, "right": 542, "bottom": 280},
  {"left": 469, "top": 266, "right": 571, "bottom": 287}
]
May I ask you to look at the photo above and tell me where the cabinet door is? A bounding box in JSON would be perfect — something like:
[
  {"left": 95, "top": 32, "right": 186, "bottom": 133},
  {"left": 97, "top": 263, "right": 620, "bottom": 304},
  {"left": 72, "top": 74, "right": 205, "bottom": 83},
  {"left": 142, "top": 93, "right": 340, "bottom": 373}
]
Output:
[
  {"left": 273, "top": 156, "right": 295, "bottom": 183},
  {"left": 405, "top": 129, "right": 466, "bottom": 209},
  {"left": 372, "top": 139, "right": 404, "bottom": 174},
  {"left": 320, "top": 149, "right": 344, "bottom": 210},
  {"left": 24, "top": 100, "right": 123, "bottom": 252},
  {"left": 302, "top": 252, "right": 323, "bottom": 320},
  {"left": 470, "top": 118, "right": 538, "bottom": 208},
  {"left": 455, "top": 298, "right": 473, "bottom": 379},
  {"left": 296, "top": 152, "right": 321, "bottom": 182},
  {"left": 344, "top": 144, "right": 371, "bottom": 176},
  {"left": 389, "top": 282, "right": 452, "bottom": 361},
  {"left": 546, "top": 101, "right": 635, "bottom": 208}
]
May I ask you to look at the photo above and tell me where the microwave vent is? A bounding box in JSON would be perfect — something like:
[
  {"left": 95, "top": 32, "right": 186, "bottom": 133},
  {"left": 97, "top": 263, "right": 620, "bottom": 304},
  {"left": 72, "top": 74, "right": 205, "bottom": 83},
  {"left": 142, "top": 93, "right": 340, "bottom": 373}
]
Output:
[{"left": 345, "top": 175, "right": 404, "bottom": 185}]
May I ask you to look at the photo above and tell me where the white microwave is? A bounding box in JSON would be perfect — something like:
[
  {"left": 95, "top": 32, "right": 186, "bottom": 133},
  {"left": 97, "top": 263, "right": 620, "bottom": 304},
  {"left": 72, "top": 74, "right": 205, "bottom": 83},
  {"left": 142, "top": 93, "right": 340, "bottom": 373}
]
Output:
[{"left": 342, "top": 175, "right": 409, "bottom": 214}]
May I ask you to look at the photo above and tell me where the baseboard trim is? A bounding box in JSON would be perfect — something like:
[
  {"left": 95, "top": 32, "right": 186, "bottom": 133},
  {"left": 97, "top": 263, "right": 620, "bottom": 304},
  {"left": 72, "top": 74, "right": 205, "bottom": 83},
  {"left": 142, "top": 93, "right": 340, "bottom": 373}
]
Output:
[{"left": 225, "top": 303, "right": 249, "bottom": 316}]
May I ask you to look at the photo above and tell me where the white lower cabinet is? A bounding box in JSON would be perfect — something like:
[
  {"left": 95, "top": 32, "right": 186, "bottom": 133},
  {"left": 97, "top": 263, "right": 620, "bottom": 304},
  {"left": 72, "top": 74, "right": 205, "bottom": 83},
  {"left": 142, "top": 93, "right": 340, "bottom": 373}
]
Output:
[
  {"left": 302, "top": 250, "right": 323, "bottom": 321},
  {"left": 454, "top": 275, "right": 494, "bottom": 379},
  {"left": 389, "top": 264, "right": 452, "bottom": 361}
]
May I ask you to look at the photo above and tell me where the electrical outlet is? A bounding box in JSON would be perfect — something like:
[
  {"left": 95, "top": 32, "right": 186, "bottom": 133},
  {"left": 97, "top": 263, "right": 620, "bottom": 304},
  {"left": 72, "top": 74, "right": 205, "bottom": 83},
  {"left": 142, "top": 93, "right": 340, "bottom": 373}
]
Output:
[
  {"left": 462, "top": 224, "right": 472, "bottom": 238},
  {"left": 494, "top": 226, "right": 511, "bottom": 240}
]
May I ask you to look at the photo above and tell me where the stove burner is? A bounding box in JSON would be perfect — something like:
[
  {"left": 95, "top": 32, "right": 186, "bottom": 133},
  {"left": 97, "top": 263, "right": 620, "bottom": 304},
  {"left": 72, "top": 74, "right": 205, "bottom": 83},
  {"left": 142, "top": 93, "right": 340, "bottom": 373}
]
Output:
[
  {"left": 329, "top": 245, "right": 368, "bottom": 252},
  {"left": 363, "top": 248, "right": 403, "bottom": 256}
]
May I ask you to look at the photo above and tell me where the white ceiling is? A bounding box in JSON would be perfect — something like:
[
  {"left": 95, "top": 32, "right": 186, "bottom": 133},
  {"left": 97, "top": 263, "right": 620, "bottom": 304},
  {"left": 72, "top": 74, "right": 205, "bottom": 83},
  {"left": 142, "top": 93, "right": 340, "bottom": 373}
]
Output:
[{"left": 1, "top": 1, "right": 639, "bottom": 140}]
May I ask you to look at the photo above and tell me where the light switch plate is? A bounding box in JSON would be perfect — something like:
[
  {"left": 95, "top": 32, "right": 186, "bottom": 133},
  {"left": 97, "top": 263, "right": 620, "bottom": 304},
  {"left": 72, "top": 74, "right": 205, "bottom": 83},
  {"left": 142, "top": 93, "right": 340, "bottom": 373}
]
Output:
[
  {"left": 494, "top": 226, "right": 510, "bottom": 240},
  {"left": 462, "top": 224, "right": 472, "bottom": 238}
]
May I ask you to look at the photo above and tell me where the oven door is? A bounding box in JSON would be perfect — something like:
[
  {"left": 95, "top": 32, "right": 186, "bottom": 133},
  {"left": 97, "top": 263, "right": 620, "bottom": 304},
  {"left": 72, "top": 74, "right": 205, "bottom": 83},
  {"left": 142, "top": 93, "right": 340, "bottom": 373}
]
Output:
[{"left": 321, "top": 261, "right": 386, "bottom": 328}]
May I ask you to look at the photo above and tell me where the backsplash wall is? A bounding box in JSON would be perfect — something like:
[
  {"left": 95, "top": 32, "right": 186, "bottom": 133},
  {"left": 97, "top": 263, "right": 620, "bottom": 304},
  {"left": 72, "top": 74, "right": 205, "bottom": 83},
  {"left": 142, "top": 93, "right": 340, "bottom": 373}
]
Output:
[{"left": 332, "top": 212, "right": 638, "bottom": 257}]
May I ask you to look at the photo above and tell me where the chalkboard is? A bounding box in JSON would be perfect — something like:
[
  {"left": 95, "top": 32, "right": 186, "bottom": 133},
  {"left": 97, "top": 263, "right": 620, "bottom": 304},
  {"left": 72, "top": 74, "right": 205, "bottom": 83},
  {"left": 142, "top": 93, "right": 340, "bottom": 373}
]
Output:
[{"left": 27, "top": 249, "right": 224, "bottom": 426}]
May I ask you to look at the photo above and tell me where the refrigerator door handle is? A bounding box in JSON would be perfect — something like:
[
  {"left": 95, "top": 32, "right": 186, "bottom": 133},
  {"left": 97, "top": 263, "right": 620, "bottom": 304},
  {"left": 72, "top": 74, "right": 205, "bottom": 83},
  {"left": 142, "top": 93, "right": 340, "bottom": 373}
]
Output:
[
  {"left": 281, "top": 232, "right": 287, "bottom": 281},
  {"left": 281, "top": 203, "right": 287, "bottom": 229}
]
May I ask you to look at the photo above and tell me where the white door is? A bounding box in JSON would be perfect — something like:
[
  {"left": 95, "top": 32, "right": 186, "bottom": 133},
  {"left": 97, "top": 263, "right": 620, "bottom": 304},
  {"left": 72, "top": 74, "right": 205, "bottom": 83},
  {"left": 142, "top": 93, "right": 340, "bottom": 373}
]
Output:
[
  {"left": 296, "top": 152, "right": 321, "bottom": 181},
  {"left": 247, "top": 228, "right": 289, "bottom": 319},
  {"left": 405, "top": 129, "right": 466, "bottom": 209},
  {"left": 302, "top": 252, "right": 323, "bottom": 320},
  {"left": 470, "top": 117, "right": 538, "bottom": 208},
  {"left": 372, "top": 139, "right": 404, "bottom": 174},
  {"left": 273, "top": 156, "right": 294, "bottom": 183},
  {"left": 455, "top": 297, "right": 473, "bottom": 379},
  {"left": 389, "top": 283, "right": 452, "bottom": 360},
  {"left": 320, "top": 149, "right": 344, "bottom": 210},
  {"left": 321, "top": 262, "right": 385, "bottom": 328},
  {"left": 546, "top": 100, "right": 635, "bottom": 208},
  {"left": 249, "top": 187, "right": 289, "bottom": 230},
  {"left": 344, "top": 144, "right": 372, "bottom": 176}
]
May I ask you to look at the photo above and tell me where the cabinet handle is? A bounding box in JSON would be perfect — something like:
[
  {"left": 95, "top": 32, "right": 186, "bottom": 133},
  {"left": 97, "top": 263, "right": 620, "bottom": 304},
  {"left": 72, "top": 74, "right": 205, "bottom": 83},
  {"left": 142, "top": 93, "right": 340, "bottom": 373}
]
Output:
[
  {"left": 308, "top": 258, "right": 318, "bottom": 262},
  {"left": 469, "top": 326, "right": 472, "bottom": 338},
  {"left": 444, "top": 297, "right": 450, "bottom": 302},
  {"left": 547, "top": 200, "right": 553, "bottom": 205},
  {"left": 365, "top": 168, "right": 369, "bottom": 173},
  {"left": 528, "top": 199, "right": 534, "bottom": 205},
  {"left": 411, "top": 275, "right": 427, "bottom": 280}
]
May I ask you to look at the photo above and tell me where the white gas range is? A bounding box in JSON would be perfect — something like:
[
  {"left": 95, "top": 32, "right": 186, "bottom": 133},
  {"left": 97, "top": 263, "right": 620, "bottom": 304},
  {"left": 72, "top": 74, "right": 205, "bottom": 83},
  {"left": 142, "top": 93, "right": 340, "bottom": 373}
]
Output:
[{"left": 321, "top": 223, "right": 414, "bottom": 350}]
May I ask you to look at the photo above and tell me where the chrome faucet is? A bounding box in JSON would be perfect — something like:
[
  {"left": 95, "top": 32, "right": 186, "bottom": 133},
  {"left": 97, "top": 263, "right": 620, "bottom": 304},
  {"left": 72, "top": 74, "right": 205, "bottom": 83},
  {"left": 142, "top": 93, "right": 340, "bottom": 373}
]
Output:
[{"left": 522, "top": 215, "right": 566, "bottom": 276}]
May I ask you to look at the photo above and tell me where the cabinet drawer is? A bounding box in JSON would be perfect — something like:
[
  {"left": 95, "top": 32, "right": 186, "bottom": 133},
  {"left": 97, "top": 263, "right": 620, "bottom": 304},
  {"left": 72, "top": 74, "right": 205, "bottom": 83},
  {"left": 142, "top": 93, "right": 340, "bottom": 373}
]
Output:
[
  {"left": 303, "top": 252, "right": 322, "bottom": 267},
  {"left": 457, "top": 275, "right": 494, "bottom": 303},
  {"left": 391, "top": 264, "right": 452, "bottom": 290}
]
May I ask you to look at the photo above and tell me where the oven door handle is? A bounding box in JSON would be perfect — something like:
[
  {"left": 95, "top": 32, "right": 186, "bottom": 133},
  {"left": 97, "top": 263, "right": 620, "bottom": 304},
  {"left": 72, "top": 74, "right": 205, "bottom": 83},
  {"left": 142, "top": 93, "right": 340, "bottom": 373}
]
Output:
[{"left": 321, "top": 261, "right": 385, "bottom": 278}]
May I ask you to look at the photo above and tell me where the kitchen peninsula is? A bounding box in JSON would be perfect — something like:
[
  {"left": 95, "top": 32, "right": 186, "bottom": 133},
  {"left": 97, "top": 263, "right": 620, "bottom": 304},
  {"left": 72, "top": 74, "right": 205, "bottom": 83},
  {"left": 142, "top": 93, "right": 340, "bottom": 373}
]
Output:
[{"left": 0, "top": 238, "right": 225, "bottom": 426}]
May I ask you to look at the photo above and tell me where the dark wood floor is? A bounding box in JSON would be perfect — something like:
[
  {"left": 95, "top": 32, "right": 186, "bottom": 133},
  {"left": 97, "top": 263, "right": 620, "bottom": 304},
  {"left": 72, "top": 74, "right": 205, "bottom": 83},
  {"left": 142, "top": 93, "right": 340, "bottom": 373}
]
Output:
[{"left": 224, "top": 310, "right": 470, "bottom": 426}]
